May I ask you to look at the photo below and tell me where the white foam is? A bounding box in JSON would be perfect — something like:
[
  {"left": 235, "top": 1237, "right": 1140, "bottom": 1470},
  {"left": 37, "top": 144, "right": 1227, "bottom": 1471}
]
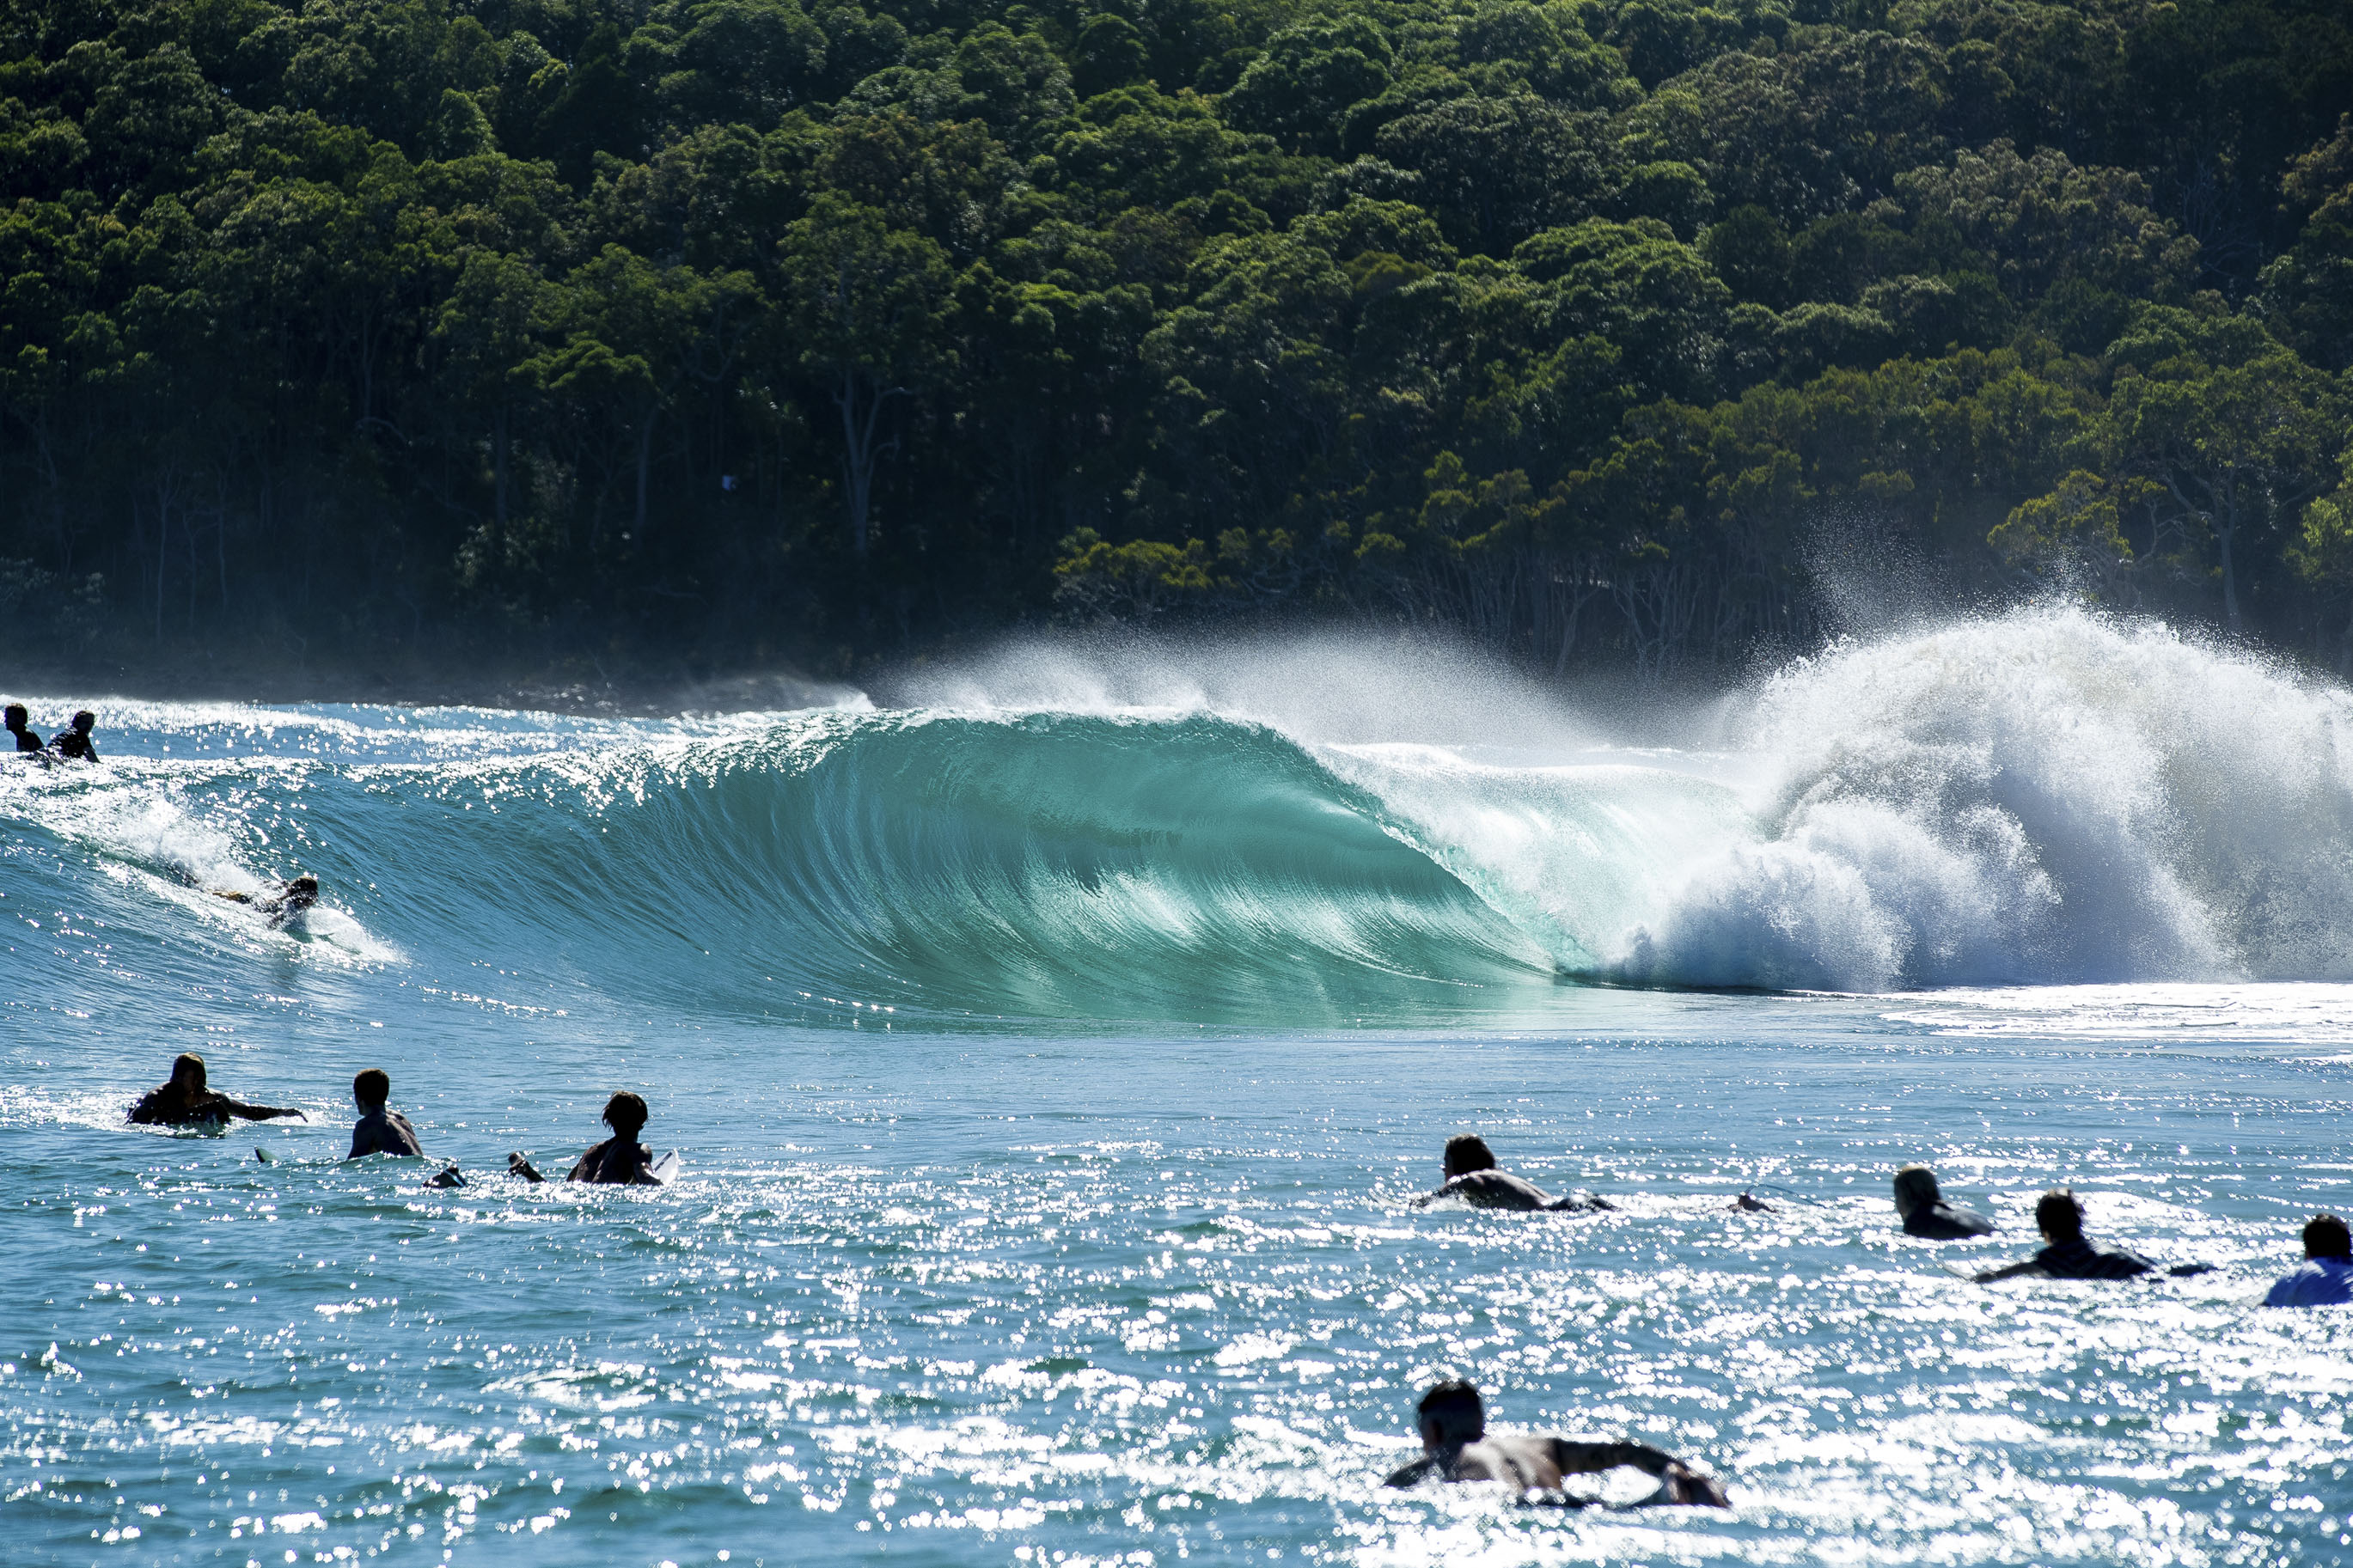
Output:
[
  {"left": 1620, "top": 607, "right": 2353, "bottom": 988},
  {"left": 908, "top": 607, "right": 2353, "bottom": 990}
]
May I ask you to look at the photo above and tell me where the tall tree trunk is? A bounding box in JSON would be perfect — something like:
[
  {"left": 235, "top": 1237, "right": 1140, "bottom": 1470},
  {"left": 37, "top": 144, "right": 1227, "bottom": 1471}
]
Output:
[
  {"left": 838, "top": 369, "right": 872, "bottom": 558},
  {"left": 2218, "top": 516, "right": 2240, "bottom": 633},
  {"left": 154, "top": 481, "right": 169, "bottom": 644},
  {"left": 494, "top": 401, "right": 510, "bottom": 529},
  {"left": 834, "top": 367, "right": 904, "bottom": 560},
  {"left": 634, "top": 405, "right": 656, "bottom": 550}
]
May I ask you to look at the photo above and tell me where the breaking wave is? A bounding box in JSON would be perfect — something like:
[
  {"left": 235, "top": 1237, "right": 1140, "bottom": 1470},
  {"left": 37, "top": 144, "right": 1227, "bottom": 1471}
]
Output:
[{"left": 9, "top": 607, "right": 2353, "bottom": 1023}]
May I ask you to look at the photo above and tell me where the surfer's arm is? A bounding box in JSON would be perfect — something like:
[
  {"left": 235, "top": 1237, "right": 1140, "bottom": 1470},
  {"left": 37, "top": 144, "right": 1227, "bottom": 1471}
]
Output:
[
  {"left": 1549, "top": 1441, "right": 1727, "bottom": 1506},
  {"left": 1381, "top": 1456, "right": 1437, "bottom": 1488},
  {"left": 223, "top": 1098, "right": 305, "bottom": 1123},
  {"left": 1972, "top": 1258, "right": 2043, "bottom": 1283},
  {"left": 1543, "top": 1193, "right": 1616, "bottom": 1212}
]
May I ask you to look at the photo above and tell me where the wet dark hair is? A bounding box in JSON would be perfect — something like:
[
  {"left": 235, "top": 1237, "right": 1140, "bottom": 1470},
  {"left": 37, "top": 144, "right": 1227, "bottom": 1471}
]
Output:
[
  {"left": 1892, "top": 1164, "right": 1940, "bottom": 1213},
  {"left": 171, "top": 1052, "right": 206, "bottom": 1085},
  {"left": 602, "top": 1091, "right": 649, "bottom": 1134},
  {"left": 290, "top": 874, "right": 320, "bottom": 894},
  {"left": 353, "top": 1068, "right": 390, "bottom": 1107},
  {"left": 71, "top": 710, "right": 94, "bottom": 731},
  {"left": 2305, "top": 1213, "right": 2351, "bottom": 1261},
  {"left": 1417, "top": 1380, "right": 1485, "bottom": 1445},
  {"left": 2035, "top": 1187, "right": 2085, "bottom": 1242},
  {"left": 1443, "top": 1134, "right": 1498, "bottom": 1178},
  {"left": 4, "top": 703, "right": 24, "bottom": 726}
]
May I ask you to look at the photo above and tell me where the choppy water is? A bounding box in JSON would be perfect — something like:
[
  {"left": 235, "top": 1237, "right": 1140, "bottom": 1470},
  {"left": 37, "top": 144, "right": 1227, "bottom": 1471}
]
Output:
[{"left": 8, "top": 608, "right": 2353, "bottom": 1566}]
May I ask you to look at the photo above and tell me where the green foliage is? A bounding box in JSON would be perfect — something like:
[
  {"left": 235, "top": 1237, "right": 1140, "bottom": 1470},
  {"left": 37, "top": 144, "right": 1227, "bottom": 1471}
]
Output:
[
  {"left": 1988, "top": 468, "right": 2136, "bottom": 595},
  {"left": 0, "top": 0, "right": 2349, "bottom": 678}
]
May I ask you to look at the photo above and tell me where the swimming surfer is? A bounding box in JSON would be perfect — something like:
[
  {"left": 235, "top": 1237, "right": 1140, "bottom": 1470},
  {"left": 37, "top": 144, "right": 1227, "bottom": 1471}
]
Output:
[
  {"left": 49, "top": 708, "right": 98, "bottom": 761},
  {"left": 508, "top": 1091, "right": 664, "bottom": 1185},
  {"left": 346, "top": 1067, "right": 464, "bottom": 1186},
  {"left": 1892, "top": 1163, "right": 1995, "bottom": 1238},
  {"left": 6, "top": 703, "right": 43, "bottom": 754},
  {"left": 127, "top": 1052, "right": 306, "bottom": 1128},
  {"left": 1972, "top": 1187, "right": 2206, "bottom": 1281},
  {"left": 346, "top": 1067, "right": 423, "bottom": 1156},
  {"left": 214, "top": 874, "right": 321, "bottom": 924},
  {"left": 1413, "top": 1134, "right": 1614, "bottom": 1212},
  {"left": 2263, "top": 1213, "right": 2353, "bottom": 1306},
  {"left": 1383, "top": 1380, "right": 1729, "bottom": 1505}
]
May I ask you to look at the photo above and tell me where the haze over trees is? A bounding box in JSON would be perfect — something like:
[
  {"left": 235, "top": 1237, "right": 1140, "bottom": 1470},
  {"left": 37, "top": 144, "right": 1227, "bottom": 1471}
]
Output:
[{"left": 2, "top": 0, "right": 2349, "bottom": 684}]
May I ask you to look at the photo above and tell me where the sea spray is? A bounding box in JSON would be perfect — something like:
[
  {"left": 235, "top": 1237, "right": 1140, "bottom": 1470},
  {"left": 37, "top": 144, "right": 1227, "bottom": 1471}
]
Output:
[{"left": 1612, "top": 609, "right": 2353, "bottom": 989}]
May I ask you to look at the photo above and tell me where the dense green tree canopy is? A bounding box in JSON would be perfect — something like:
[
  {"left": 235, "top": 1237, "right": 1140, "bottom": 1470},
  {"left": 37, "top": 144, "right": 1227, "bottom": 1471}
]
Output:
[{"left": 1, "top": 0, "right": 2350, "bottom": 681}]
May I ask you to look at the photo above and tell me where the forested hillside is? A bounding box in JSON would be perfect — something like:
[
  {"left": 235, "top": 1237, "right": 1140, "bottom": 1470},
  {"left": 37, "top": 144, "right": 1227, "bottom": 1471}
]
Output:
[{"left": 3, "top": 0, "right": 2350, "bottom": 683}]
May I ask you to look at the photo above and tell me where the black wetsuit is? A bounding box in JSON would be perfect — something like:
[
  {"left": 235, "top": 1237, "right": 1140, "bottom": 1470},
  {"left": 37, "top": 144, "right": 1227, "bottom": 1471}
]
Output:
[
  {"left": 127, "top": 1085, "right": 298, "bottom": 1127},
  {"left": 568, "top": 1137, "right": 661, "bottom": 1185},
  {"left": 2027, "top": 1236, "right": 2153, "bottom": 1279},
  {"left": 1904, "top": 1200, "right": 1995, "bottom": 1239},
  {"left": 9, "top": 723, "right": 41, "bottom": 753},
  {"left": 1424, "top": 1170, "right": 1614, "bottom": 1212},
  {"left": 51, "top": 728, "right": 97, "bottom": 761}
]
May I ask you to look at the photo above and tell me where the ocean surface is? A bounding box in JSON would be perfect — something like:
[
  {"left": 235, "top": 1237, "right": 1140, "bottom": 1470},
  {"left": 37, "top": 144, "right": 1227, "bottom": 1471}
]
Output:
[{"left": 7, "top": 607, "right": 2353, "bottom": 1567}]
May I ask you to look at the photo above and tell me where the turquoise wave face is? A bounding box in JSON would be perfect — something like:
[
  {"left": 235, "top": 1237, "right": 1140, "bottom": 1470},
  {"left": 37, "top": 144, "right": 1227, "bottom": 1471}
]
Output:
[
  {"left": 389, "top": 711, "right": 1575, "bottom": 1024},
  {"left": 1, "top": 706, "right": 1565, "bottom": 1029}
]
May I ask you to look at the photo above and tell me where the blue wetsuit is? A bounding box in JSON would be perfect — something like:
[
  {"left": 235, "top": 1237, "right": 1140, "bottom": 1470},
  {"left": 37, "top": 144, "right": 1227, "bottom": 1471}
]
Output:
[{"left": 2264, "top": 1257, "right": 2353, "bottom": 1306}]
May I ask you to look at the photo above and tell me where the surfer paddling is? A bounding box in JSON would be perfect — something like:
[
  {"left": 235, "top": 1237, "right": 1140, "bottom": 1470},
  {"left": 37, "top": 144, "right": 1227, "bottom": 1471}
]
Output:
[
  {"left": 49, "top": 708, "right": 99, "bottom": 761},
  {"left": 346, "top": 1069, "right": 425, "bottom": 1156},
  {"left": 347, "top": 1067, "right": 464, "bottom": 1186},
  {"left": 1892, "top": 1163, "right": 1995, "bottom": 1238},
  {"left": 6, "top": 703, "right": 43, "bottom": 754},
  {"left": 510, "top": 1091, "right": 665, "bottom": 1185},
  {"left": 1383, "top": 1381, "right": 1728, "bottom": 1505},
  {"left": 2263, "top": 1213, "right": 2353, "bottom": 1306},
  {"left": 214, "top": 874, "right": 321, "bottom": 924},
  {"left": 1973, "top": 1187, "right": 2209, "bottom": 1281},
  {"left": 128, "top": 1052, "right": 305, "bottom": 1128},
  {"left": 1413, "top": 1135, "right": 1613, "bottom": 1212}
]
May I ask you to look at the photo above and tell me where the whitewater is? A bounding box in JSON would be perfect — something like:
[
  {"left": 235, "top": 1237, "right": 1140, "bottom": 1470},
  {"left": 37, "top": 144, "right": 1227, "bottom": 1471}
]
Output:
[{"left": 7, "top": 604, "right": 2353, "bottom": 1566}]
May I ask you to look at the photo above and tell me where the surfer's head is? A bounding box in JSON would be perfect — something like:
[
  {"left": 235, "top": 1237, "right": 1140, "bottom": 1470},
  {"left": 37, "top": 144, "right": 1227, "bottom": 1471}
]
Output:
[
  {"left": 70, "top": 710, "right": 94, "bottom": 735},
  {"left": 284, "top": 874, "right": 320, "bottom": 907},
  {"left": 2035, "top": 1187, "right": 2085, "bottom": 1243},
  {"left": 1416, "top": 1380, "right": 1484, "bottom": 1450},
  {"left": 3, "top": 703, "right": 25, "bottom": 730},
  {"left": 602, "top": 1091, "right": 649, "bottom": 1137},
  {"left": 1443, "top": 1134, "right": 1498, "bottom": 1178},
  {"left": 353, "top": 1068, "right": 389, "bottom": 1110},
  {"left": 1892, "top": 1164, "right": 1940, "bottom": 1217},
  {"left": 170, "top": 1052, "right": 206, "bottom": 1089},
  {"left": 2305, "top": 1213, "right": 2351, "bottom": 1261}
]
